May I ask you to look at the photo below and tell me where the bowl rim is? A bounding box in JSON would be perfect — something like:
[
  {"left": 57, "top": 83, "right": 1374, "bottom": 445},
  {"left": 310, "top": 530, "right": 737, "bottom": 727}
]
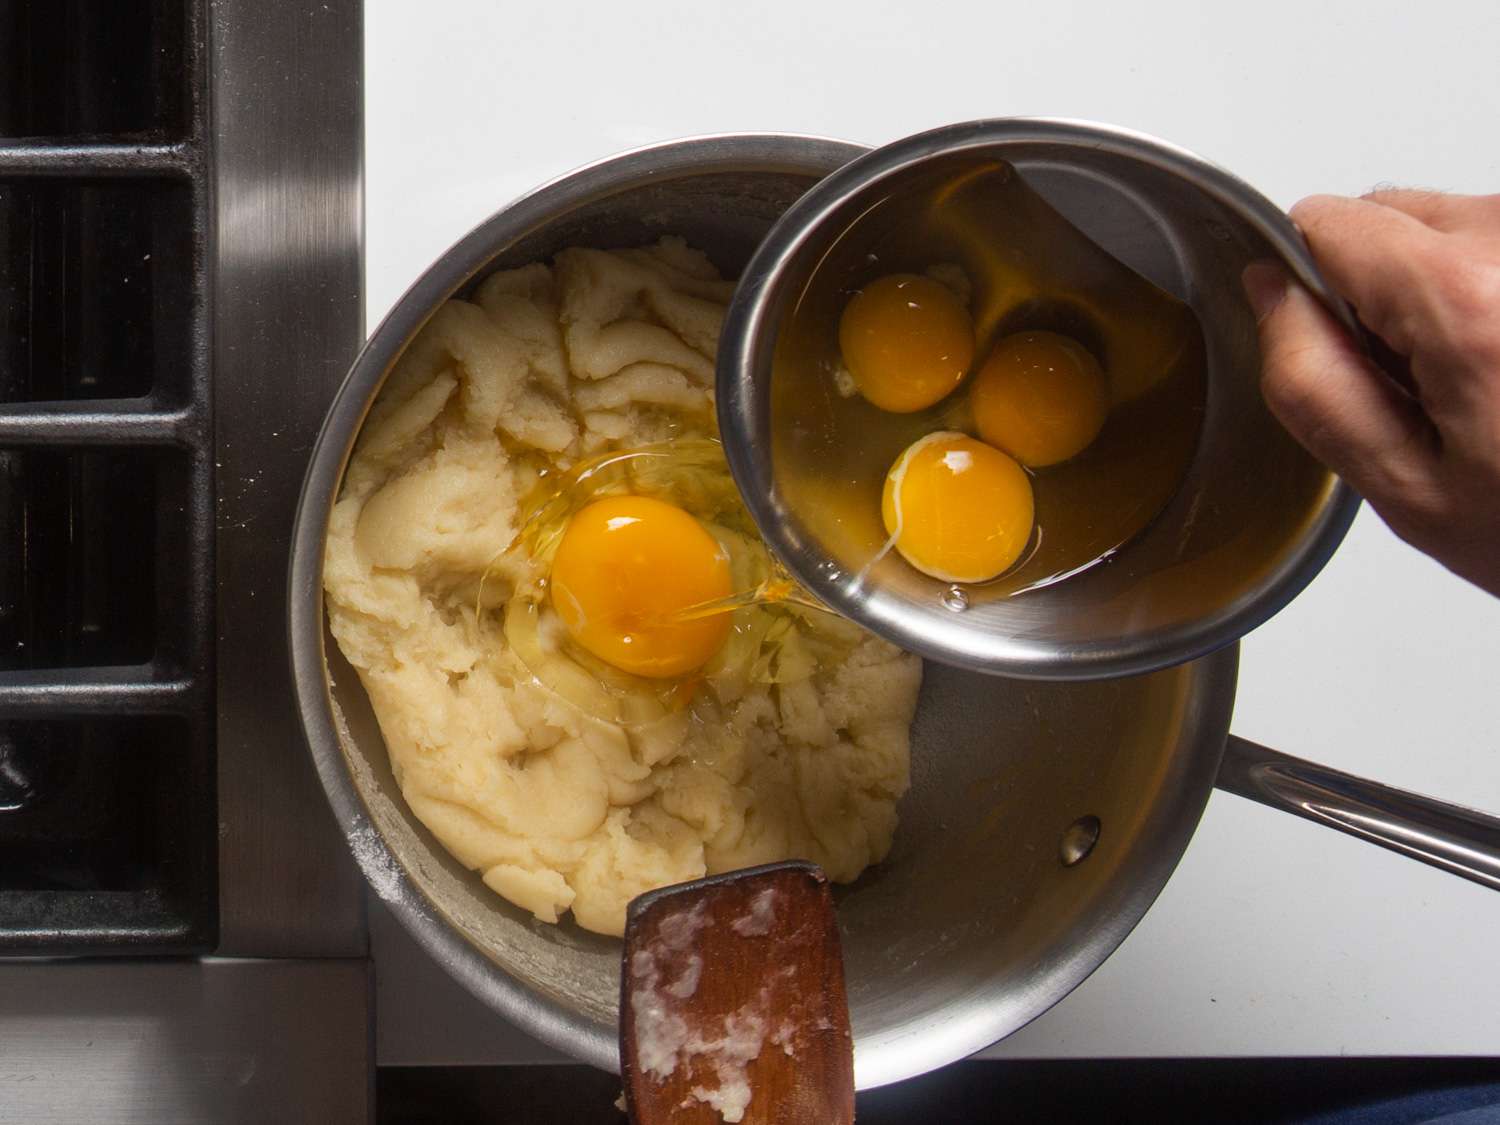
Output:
[
  {"left": 716, "top": 115, "right": 1362, "bottom": 681},
  {"left": 287, "top": 131, "right": 871, "bottom": 1078}
]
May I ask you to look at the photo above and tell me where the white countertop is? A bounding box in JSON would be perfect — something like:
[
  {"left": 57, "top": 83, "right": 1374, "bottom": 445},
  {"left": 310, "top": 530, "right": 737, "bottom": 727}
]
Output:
[{"left": 366, "top": 0, "right": 1500, "bottom": 1064}]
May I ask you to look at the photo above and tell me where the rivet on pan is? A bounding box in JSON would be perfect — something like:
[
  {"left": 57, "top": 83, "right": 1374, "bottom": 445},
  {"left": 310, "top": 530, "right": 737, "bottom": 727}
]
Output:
[{"left": 1060, "top": 815, "right": 1101, "bottom": 866}]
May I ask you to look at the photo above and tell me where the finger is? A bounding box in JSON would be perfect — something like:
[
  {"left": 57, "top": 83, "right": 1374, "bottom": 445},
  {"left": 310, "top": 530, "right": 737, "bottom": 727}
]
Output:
[
  {"left": 1299, "top": 194, "right": 1500, "bottom": 429},
  {"left": 1245, "top": 263, "right": 1443, "bottom": 518},
  {"left": 1362, "top": 187, "right": 1500, "bottom": 237},
  {"left": 1289, "top": 194, "right": 1447, "bottom": 353}
]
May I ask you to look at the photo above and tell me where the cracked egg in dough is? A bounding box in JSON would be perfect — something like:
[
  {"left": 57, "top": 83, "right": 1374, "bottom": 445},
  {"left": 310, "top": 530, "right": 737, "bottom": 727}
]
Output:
[{"left": 323, "top": 238, "right": 920, "bottom": 937}]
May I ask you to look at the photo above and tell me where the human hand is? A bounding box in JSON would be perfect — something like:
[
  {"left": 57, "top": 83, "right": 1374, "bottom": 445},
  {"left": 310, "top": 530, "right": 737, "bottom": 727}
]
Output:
[{"left": 1242, "top": 190, "right": 1500, "bottom": 598}]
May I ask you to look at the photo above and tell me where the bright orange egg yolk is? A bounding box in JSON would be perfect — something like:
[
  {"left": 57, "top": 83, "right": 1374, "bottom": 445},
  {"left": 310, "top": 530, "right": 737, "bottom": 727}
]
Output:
[
  {"left": 838, "top": 273, "right": 975, "bottom": 413},
  {"left": 881, "top": 432, "right": 1034, "bottom": 584},
  {"left": 971, "top": 330, "right": 1109, "bottom": 467},
  {"left": 549, "top": 495, "right": 733, "bottom": 678}
]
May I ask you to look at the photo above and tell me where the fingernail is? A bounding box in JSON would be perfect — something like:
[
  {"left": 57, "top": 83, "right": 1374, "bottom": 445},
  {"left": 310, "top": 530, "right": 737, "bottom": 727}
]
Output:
[{"left": 1241, "top": 262, "right": 1289, "bottom": 324}]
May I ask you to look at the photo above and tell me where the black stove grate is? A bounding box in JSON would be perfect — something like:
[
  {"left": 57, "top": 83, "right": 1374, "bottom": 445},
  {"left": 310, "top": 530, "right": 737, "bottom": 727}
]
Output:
[{"left": 0, "top": 0, "right": 215, "bottom": 955}]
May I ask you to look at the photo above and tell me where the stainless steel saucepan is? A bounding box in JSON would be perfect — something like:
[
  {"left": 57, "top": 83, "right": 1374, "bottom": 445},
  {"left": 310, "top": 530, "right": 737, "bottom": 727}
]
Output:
[
  {"left": 288, "top": 132, "right": 1500, "bottom": 1091},
  {"left": 718, "top": 118, "right": 1363, "bottom": 681}
]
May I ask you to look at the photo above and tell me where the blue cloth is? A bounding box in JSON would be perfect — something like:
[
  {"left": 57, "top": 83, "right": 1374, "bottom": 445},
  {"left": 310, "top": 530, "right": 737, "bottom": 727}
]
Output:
[{"left": 1300, "top": 1083, "right": 1500, "bottom": 1124}]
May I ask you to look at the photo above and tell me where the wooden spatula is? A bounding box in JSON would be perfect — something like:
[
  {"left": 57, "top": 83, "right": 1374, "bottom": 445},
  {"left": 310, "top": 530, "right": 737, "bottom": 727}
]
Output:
[{"left": 620, "top": 860, "right": 854, "bottom": 1124}]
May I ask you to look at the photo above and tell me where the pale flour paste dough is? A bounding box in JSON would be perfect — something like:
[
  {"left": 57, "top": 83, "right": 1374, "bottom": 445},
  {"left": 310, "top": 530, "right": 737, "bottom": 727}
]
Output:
[{"left": 323, "top": 238, "right": 920, "bottom": 936}]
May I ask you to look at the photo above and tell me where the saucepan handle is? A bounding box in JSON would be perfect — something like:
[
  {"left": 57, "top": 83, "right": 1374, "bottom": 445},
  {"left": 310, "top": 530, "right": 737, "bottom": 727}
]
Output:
[{"left": 1215, "top": 735, "right": 1500, "bottom": 891}]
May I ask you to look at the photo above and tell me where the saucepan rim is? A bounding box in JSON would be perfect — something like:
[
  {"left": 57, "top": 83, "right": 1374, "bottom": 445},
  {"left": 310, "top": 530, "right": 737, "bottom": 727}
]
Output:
[{"left": 287, "top": 129, "right": 1240, "bottom": 1087}]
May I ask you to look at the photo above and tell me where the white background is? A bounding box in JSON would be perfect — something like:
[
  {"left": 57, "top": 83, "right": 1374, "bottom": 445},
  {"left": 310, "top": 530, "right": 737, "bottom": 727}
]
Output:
[{"left": 365, "top": 0, "right": 1500, "bottom": 1063}]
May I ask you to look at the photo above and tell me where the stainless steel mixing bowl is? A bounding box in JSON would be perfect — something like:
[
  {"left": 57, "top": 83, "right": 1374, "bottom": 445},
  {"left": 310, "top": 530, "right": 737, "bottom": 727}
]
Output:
[
  {"left": 718, "top": 118, "right": 1363, "bottom": 680},
  {"left": 289, "top": 133, "right": 1500, "bottom": 1093}
]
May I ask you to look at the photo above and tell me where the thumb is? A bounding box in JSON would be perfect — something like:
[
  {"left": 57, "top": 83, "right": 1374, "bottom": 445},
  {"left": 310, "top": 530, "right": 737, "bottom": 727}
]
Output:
[{"left": 1242, "top": 262, "right": 1441, "bottom": 520}]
